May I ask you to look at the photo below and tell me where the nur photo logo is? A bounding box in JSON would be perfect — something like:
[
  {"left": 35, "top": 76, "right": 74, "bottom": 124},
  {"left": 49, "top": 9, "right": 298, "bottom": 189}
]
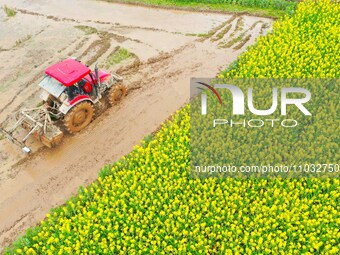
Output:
[
  {"left": 189, "top": 78, "right": 338, "bottom": 178},
  {"left": 196, "top": 80, "right": 312, "bottom": 128}
]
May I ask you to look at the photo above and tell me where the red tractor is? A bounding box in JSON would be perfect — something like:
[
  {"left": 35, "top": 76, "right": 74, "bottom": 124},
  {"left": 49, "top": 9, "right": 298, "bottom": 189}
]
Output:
[
  {"left": 0, "top": 58, "right": 126, "bottom": 152},
  {"left": 39, "top": 58, "right": 126, "bottom": 133}
]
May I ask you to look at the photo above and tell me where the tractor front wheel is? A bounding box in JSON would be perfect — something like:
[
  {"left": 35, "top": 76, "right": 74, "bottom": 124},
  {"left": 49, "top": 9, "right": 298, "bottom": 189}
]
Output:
[
  {"left": 109, "top": 83, "right": 127, "bottom": 105},
  {"left": 64, "top": 102, "right": 94, "bottom": 133}
]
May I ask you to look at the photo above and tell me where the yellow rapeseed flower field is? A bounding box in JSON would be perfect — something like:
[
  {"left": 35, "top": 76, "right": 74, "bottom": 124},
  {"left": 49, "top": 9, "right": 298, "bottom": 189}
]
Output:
[
  {"left": 4, "top": 0, "right": 339, "bottom": 254},
  {"left": 222, "top": 0, "right": 340, "bottom": 78}
]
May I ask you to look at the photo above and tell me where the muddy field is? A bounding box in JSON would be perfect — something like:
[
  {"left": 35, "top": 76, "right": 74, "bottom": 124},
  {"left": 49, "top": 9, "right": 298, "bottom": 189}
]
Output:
[{"left": 0, "top": 0, "right": 272, "bottom": 252}]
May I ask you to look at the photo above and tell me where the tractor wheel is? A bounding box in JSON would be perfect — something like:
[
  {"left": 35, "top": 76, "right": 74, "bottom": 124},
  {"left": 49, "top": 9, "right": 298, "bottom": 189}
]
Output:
[
  {"left": 64, "top": 102, "right": 94, "bottom": 133},
  {"left": 109, "top": 83, "right": 127, "bottom": 105}
]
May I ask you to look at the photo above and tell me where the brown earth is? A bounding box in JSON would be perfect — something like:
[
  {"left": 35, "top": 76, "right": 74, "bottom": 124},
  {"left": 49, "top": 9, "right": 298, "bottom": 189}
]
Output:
[{"left": 0, "top": 0, "right": 272, "bottom": 252}]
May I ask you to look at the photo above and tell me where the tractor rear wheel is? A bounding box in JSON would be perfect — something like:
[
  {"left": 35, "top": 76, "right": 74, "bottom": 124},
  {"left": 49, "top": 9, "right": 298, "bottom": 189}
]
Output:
[
  {"left": 109, "top": 83, "right": 127, "bottom": 105},
  {"left": 64, "top": 102, "right": 94, "bottom": 133}
]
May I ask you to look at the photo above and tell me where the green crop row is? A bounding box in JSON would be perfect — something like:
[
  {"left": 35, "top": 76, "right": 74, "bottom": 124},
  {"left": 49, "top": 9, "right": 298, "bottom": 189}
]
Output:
[
  {"left": 103, "top": 0, "right": 297, "bottom": 18},
  {"left": 174, "top": 0, "right": 297, "bottom": 11}
]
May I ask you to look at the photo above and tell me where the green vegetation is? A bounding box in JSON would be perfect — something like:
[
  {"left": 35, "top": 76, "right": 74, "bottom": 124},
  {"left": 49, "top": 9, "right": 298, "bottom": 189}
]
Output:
[
  {"left": 221, "top": 34, "right": 243, "bottom": 47},
  {"left": 14, "top": 35, "right": 32, "bottom": 48},
  {"left": 106, "top": 47, "right": 133, "bottom": 66},
  {"left": 103, "top": 0, "right": 298, "bottom": 18},
  {"left": 211, "top": 23, "right": 232, "bottom": 41},
  {"left": 36, "top": 101, "right": 44, "bottom": 108},
  {"left": 74, "top": 25, "right": 98, "bottom": 35},
  {"left": 3, "top": 5, "right": 16, "bottom": 17},
  {"left": 233, "top": 34, "right": 251, "bottom": 49}
]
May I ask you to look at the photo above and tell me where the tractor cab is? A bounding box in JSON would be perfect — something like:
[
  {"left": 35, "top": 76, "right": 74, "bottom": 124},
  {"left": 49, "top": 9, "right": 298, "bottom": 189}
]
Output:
[
  {"left": 40, "top": 58, "right": 111, "bottom": 102},
  {"left": 45, "top": 58, "right": 92, "bottom": 88},
  {"left": 36, "top": 58, "right": 125, "bottom": 134},
  {"left": 44, "top": 59, "right": 96, "bottom": 100}
]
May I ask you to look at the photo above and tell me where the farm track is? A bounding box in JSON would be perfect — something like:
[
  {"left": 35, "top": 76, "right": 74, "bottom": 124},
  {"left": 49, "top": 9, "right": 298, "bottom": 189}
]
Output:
[{"left": 0, "top": 0, "right": 272, "bottom": 252}]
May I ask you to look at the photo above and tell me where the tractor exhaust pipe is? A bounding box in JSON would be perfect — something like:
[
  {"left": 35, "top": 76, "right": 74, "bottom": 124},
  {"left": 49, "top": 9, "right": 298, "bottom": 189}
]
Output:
[
  {"left": 95, "top": 63, "right": 101, "bottom": 88},
  {"left": 94, "top": 63, "right": 102, "bottom": 100}
]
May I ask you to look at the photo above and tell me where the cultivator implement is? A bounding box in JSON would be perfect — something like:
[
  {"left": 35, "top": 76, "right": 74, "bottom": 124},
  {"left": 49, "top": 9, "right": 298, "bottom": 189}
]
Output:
[{"left": 0, "top": 107, "right": 63, "bottom": 153}]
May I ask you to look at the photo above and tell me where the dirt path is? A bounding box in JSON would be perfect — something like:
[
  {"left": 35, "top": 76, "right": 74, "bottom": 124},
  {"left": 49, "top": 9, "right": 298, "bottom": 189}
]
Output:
[{"left": 0, "top": 0, "right": 272, "bottom": 252}]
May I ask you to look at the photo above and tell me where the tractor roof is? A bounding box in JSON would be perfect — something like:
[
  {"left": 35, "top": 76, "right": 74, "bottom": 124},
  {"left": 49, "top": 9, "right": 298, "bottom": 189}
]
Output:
[{"left": 45, "top": 59, "right": 91, "bottom": 86}]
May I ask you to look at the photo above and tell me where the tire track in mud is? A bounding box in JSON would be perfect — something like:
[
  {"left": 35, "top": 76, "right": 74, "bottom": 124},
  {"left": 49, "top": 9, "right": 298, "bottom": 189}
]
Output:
[
  {"left": 232, "top": 20, "right": 265, "bottom": 50},
  {"left": 0, "top": 205, "right": 44, "bottom": 255},
  {"left": 14, "top": 27, "right": 48, "bottom": 48},
  {"left": 209, "top": 15, "right": 238, "bottom": 42},
  {"left": 0, "top": 28, "right": 145, "bottom": 125},
  {"left": 202, "top": 15, "right": 267, "bottom": 51},
  {"left": 0, "top": 214, "right": 27, "bottom": 243},
  {"left": 77, "top": 31, "right": 142, "bottom": 67},
  {"left": 15, "top": 8, "right": 156, "bottom": 43},
  {"left": 115, "top": 44, "right": 187, "bottom": 79},
  {"left": 80, "top": 36, "right": 112, "bottom": 66},
  {"left": 0, "top": 73, "right": 42, "bottom": 116},
  {"left": 15, "top": 8, "right": 179, "bottom": 36},
  {"left": 0, "top": 35, "right": 85, "bottom": 121},
  {"left": 214, "top": 18, "right": 266, "bottom": 50},
  {"left": 0, "top": 30, "right": 86, "bottom": 115},
  {"left": 15, "top": 8, "right": 80, "bottom": 23},
  {"left": 218, "top": 16, "right": 246, "bottom": 48},
  {"left": 260, "top": 22, "right": 271, "bottom": 35},
  {"left": 60, "top": 37, "right": 88, "bottom": 55}
]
